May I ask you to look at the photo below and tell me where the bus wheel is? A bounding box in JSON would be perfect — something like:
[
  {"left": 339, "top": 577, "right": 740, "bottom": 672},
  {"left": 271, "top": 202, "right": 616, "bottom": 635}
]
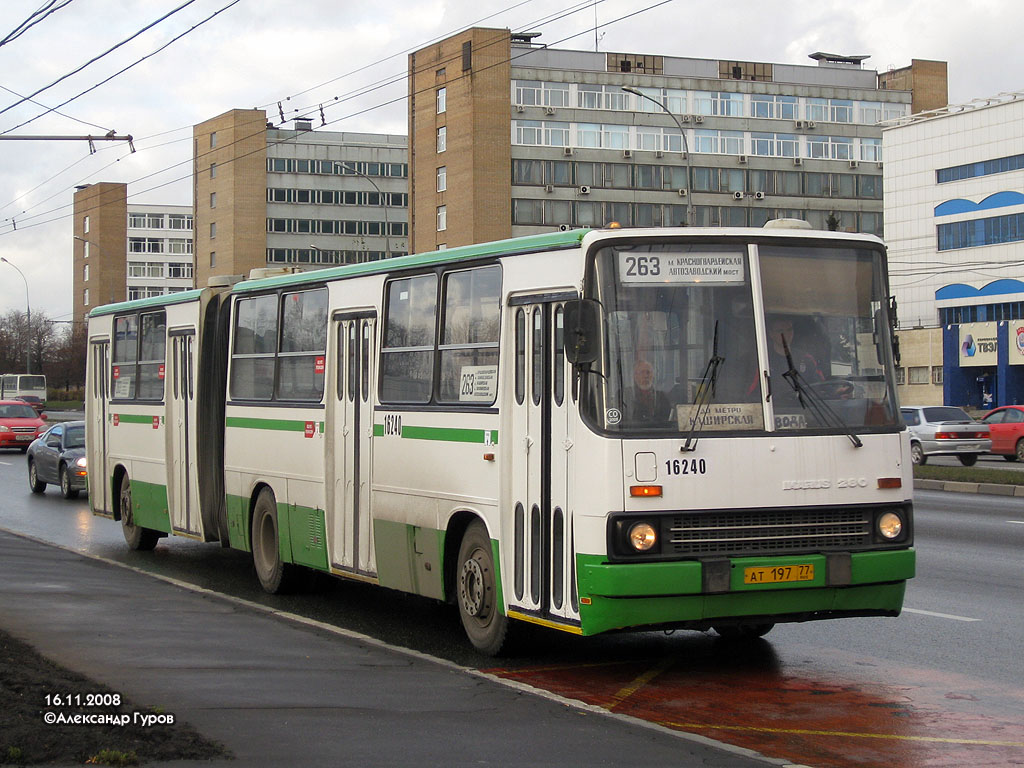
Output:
[
  {"left": 456, "top": 520, "right": 509, "bottom": 656},
  {"left": 714, "top": 623, "right": 774, "bottom": 641},
  {"left": 120, "top": 474, "right": 159, "bottom": 551},
  {"left": 251, "top": 488, "right": 298, "bottom": 594}
]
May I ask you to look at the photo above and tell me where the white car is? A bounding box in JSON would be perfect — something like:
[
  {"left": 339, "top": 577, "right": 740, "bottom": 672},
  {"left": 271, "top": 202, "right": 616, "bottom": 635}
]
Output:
[{"left": 900, "top": 405, "right": 991, "bottom": 466}]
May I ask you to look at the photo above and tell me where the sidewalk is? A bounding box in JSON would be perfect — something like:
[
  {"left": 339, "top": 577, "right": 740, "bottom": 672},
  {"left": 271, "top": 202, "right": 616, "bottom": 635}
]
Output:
[
  {"left": 0, "top": 530, "right": 774, "bottom": 768},
  {"left": 913, "top": 478, "right": 1024, "bottom": 496}
]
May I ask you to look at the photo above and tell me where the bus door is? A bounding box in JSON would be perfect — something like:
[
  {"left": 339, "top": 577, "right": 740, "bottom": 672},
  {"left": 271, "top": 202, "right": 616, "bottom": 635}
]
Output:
[
  {"left": 167, "top": 330, "right": 198, "bottom": 536},
  {"left": 328, "top": 313, "right": 377, "bottom": 577},
  {"left": 509, "top": 297, "right": 577, "bottom": 625},
  {"left": 88, "top": 339, "right": 111, "bottom": 515}
]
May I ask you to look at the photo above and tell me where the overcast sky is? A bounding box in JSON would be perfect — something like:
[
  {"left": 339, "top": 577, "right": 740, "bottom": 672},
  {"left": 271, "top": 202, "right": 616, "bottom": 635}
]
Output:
[{"left": 1, "top": 0, "right": 1021, "bottom": 321}]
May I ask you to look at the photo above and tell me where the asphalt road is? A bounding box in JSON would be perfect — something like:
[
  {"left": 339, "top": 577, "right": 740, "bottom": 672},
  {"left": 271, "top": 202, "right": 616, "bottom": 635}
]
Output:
[{"left": 1, "top": 448, "right": 1022, "bottom": 766}]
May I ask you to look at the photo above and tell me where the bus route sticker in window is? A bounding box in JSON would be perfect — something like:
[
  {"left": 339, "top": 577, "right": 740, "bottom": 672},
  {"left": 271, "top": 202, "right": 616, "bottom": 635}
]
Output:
[
  {"left": 114, "top": 376, "right": 132, "bottom": 399},
  {"left": 459, "top": 364, "right": 498, "bottom": 402},
  {"left": 619, "top": 252, "right": 744, "bottom": 285}
]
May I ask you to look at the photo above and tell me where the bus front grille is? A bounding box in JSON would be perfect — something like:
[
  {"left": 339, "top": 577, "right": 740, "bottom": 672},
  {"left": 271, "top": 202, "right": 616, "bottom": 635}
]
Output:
[{"left": 664, "top": 509, "right": 872, "bottom": 556}]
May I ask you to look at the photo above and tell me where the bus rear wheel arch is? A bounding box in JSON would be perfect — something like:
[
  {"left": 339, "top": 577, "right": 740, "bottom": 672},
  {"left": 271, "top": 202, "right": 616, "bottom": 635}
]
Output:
[
  {"left": 455, "top": 519, "right": 509, "bottom": 656},
  {"left": 119, "top": 473, "right": 160, "bottom": 551},
  {"left": 250, "top": 486, "right": 299, "bottom": 594}
]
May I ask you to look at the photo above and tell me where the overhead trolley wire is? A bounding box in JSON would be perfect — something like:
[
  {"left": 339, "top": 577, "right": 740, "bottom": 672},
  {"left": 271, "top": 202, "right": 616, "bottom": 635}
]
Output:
[{"left": 0, "top": 0, "right": 76, "bottom": 49}]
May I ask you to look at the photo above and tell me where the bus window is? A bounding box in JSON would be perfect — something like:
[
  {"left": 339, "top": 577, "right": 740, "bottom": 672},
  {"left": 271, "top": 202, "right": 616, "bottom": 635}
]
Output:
[
  {"left": 380, "top": 274, "right": 437, "bottom": 403},
  {"left": 515, "top": 310, "right": 526, "bottom": 405},
  {"left": 278, "top": 288, "right": 327, "bottom": 402},
  {"left": 439, "top": 266, "right": 500, "bottom": 404},
  {"left": 137, "top": 312, "right": 166, "bottom": 401},
  {"left": 231, "top": 295, "right": 278, "bottom": 401},
  {"left": 112, "top": 315, "right": 139, "bottom": 399}
]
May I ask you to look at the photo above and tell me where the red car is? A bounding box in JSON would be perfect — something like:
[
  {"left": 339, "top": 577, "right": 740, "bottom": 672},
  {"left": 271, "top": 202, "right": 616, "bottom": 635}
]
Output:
[
  {"left": 0, "top": 399, "right": 47, "bottom": 453},
  {"left": 981, "top": 405, "right": 1024, "bottom": 461}
]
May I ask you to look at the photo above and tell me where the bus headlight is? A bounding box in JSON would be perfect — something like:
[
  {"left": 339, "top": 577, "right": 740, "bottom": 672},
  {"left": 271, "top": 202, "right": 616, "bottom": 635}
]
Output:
[
  {"left": 877, "top": 511, "right": 903, "bottom": 540},
  {"left": 628, "top": 522, "right": 658, "bottom": 552}
]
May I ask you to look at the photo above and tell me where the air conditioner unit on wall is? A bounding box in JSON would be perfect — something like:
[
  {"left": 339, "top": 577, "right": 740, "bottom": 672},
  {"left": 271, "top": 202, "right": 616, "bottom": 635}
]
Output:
[
  {"left": 563, "top": 147, "right": 574, "bottom": 156},
  {"left": 677, "top": 188, "right": 688, "bottom": 197},
  {"left": 515, "top": 105, "right": 525, "bottom": 113},
  {"left": 794, "top": 119, "right": 806, "bottom": 129},
  {"left": 545, "top": 106, "right": 555, "bottom": 115},
  {"left": 733, "top": 191, "right": 745, "bottom": 200},
  {"left": 544, "top": 184, "right": 554, "bottom": 193},
  {"left": 738, "top": 155, "right": 747, "bottom": 164},
  {"left": 849, "top": 159, "right": 859, "bottom": 168},
  {"left": 806, "top": 121, "right": 816, "bottom": 129},
  {"left": 578, "top": 185, "right": 591, "bottom": 195},
  {"left": 693, "top": 115, "right": 704, "bottom": 123},
  {"left": 793, "top": 157, "right": 803, "bottom": 166},
  {"left": 680, "top": 114, "right": 692, "bottom": 122},
  {"left": 754, "top": 191, "right": 765, "bottom": 200},
  {"left": 655, "top": 150, "right": 663, "bottom": 158},
  {"left": 622, "top": 149, "right": 633, "bottom": 158}
]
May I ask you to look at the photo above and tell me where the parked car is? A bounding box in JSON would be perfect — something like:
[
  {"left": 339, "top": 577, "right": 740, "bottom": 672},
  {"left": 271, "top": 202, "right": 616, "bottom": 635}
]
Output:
[
  {"left": 900, "top": 405, "right": 991, "bottom": 466},
  {"left": 0, "top": 400, "right": 47, "bottom": 453},
  {"left": 26, "top": 420, "right": 87, "bottom": 499},
  {"left": 980, "top": 405, "right": 1024, "bottom": 461}
]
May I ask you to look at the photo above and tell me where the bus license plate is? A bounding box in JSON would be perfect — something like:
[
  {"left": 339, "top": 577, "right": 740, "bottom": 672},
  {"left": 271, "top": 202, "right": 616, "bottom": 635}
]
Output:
[{"left": 743, "top": 564, "right": 814, "bottom": 585}]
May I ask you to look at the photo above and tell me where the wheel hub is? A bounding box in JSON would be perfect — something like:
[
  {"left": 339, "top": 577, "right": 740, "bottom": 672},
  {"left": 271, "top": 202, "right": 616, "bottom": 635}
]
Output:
[{"left": 460, "top": 555, "right": 487, "bottom": 618}]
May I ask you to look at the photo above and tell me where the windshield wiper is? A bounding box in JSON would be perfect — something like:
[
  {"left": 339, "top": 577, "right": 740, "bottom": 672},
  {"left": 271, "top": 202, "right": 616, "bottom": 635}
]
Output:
[
  {"left": 682, "top": 321, "right": 725, "bottom": 452},
  {"left": 780, "top": 337, "right": 862, "bottom": 448}
]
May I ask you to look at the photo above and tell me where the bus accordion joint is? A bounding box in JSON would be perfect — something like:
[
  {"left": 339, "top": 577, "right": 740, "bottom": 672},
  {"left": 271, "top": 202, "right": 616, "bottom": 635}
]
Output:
[
  {"left": 629, "top": 485, "right": 663, "bottom": 498},
  {"left": 877, "top": 477, "right": 902, "bottom": 489}
]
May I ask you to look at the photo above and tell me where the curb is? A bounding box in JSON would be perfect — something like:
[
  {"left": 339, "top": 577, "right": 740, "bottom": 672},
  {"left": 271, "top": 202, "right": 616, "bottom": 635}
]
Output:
[{"left": 914, "top": 479, "right": 1024, "bottom": 496}]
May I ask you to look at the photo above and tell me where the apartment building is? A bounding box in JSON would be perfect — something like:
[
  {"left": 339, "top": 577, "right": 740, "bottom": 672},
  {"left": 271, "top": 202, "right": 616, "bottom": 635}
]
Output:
[
  {"left": 72, "top": 185, "right": 194, "bottom": 323},
  {"left": 192, "top": 109, "right": 408, "bottom": 288},
  {"left": 884, "top": 93, "right": 1024, "bottom": 408},
  {"left": 408, "top": 28, "right": 946, "bottom": 253}
]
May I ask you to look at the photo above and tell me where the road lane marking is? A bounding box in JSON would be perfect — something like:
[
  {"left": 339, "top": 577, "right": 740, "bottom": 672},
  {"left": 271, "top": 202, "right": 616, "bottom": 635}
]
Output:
[
  {"left": 606, "top": 657, "right": 675, "bottom": 710},
  {"left": 903, "top": 607, "right": 980, "bottom": 622},
  {"left": 0, "top": 461, "right": 11, "bottom": 466},
  {"left": 1008, "top": 520, "right": 1024, "bottom": 525},
  {"left": 655, "top": 720, "right": 1024, "bottom": 747}
]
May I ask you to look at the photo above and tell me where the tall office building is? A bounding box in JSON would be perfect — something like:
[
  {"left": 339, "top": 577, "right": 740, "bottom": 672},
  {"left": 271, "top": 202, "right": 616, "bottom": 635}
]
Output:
[
  {"left": 192, "top": 109, "right": 409, "bottom": 288},
  {"left": 408, "top": 28, "right": 946, "bottom": 253},
  {"left": 72, "top": 185, "right": 195, "bottom": 324}
]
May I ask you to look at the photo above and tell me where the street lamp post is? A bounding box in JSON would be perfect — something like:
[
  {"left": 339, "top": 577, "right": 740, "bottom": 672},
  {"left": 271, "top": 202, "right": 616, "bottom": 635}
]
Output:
[
  {"left": 334, "top": 162, "right": 392, "bottom": 258},
  {"left": 1, "top": 256, "right": 32, "bottom": 373},
  {"left": 622, "top": 86, "right": 695, "bottom": 227}
]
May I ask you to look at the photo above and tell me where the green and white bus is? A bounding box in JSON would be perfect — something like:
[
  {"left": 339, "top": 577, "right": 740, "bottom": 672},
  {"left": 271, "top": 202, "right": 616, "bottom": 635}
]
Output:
[{"left": 86, "top": 225, "right": 914, "bottom": 654}]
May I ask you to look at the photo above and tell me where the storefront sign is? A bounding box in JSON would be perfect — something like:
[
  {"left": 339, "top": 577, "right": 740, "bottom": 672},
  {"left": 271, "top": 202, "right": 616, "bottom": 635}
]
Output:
[
  {"left": 958, "top": 322, "right": 998, "bottom": 367},
  {"left": 1011, "top": 326, "right": 1024, "bottom": 366}
]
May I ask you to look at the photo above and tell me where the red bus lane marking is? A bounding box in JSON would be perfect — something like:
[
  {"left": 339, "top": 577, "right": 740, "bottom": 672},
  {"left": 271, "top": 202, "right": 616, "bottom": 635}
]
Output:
[{"left": 485, "top": 650, "right": 1024, "bottom": 767}]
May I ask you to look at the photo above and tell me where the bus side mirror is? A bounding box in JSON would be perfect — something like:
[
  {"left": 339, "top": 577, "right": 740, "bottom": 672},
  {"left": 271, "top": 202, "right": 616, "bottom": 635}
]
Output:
[{"left": 564, "top": 299, "right": 601, "bottom": 366}]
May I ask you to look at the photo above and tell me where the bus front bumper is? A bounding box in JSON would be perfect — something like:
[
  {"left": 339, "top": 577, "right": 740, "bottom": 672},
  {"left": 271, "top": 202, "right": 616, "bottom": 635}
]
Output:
[{"left": 575, "top": 549, "right": 915, "bottom": 636}]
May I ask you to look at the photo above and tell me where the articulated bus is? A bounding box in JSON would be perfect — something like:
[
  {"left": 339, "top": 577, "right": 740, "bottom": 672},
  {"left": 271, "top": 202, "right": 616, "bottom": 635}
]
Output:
[{"left": 86, "top": 224, "right": 914, "bottom": 654}]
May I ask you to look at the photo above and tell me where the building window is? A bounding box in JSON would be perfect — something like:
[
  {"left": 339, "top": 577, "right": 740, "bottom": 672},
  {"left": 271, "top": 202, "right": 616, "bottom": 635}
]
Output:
[
  {"left": 210, "top": 192, "right": 217, "bottom": 208},
  {"left": 210, "top": 251, "right": 216, "bottom": 268},
  {"left": 210, "top": 222, "right": 216, "bottom": 239},
  {"left": 932, "top": 366, "right": 943, "bottom": 385},
  {"left": 210, "top": 132, "right": 217, "bottom": 148},
  {"left": 82, "top": 241, "right": 90, "bottom": 259},
  {"left": 436, "top": 87, "right": 446, "bottom": 114},
  {"left": 937, "top": 152, "right": 1024, "bottom": 183},
  {"left": 83, "top": 264, "right": 89, "bottom": 282},
  {"left": 436, "top": 166, "right": 446, "bottom": 192},
  {"left": 210, "top": 163, "right": 217, "bottom": 179},
  {"left": 83, "top": 216, "right": 89, "bottom": 234},
  {"left": 437, "top": 126, "right": 446, "bottom": 153},
  {"left": 908, "top": 366, "right": 929, "bottom": 385},
  {"left": 437, "top": 205, "right": 447, "bottom": 232},
  {"left": 83, "top": 289, "right": 89, "bottom": 306},
  {"left": 938, "top": 212, "right": 1024, "bottom": 250},
  {"left": 895, "top": 367, "right": 906, "bottom": 385}
]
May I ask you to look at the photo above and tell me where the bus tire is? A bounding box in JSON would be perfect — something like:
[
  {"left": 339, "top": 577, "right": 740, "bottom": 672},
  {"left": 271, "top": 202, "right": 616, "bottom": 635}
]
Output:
[
  {"left": 456, "top": 520, "right": 509, "bottom": 656},
  {"left": 251, "top": 488, "right": 298, "bottom": 594},
  {"left": 120, "top": 474, "right": 159, "bottom": 551},
  {"left": 60, "top": 464, "right": 80, "bottom": 499},
  {"left": 714, "top": 623, "right": 774, "bottom": 641},
  {"left": 28, "top": 459, "right": 45, "bottom": 494}
]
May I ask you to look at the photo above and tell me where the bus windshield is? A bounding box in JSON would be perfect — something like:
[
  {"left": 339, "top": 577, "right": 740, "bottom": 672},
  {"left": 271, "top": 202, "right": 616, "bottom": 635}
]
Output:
[{"left": 581, "top": 239, "right": 901, "bottom": 436}]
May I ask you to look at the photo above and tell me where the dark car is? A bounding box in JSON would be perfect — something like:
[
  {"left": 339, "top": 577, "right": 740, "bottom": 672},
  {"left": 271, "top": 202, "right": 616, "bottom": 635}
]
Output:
[
  {"left": 981, "top": 405, "right": 1024, "bottom": 461},
  {"left": 0, "top": 400, "right": 47, "bottom": 452},
  {"left": 26, "top": 421, "right": 87, "bottom": 499}
]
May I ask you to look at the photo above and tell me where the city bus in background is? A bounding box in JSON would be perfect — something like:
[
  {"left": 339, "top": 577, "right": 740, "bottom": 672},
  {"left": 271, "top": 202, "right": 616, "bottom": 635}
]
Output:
[
  {"left": 1, "top": 373, "right": 47, "bottom": 414},
  {"left": 85, "top": 223, "right": 913, "bottom": 655}
]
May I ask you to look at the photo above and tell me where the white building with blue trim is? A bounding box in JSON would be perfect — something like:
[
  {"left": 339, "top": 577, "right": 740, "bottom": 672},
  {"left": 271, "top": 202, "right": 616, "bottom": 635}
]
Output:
[{"left": 883, "top": 93, "right": 1024, "bottom": 408}]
